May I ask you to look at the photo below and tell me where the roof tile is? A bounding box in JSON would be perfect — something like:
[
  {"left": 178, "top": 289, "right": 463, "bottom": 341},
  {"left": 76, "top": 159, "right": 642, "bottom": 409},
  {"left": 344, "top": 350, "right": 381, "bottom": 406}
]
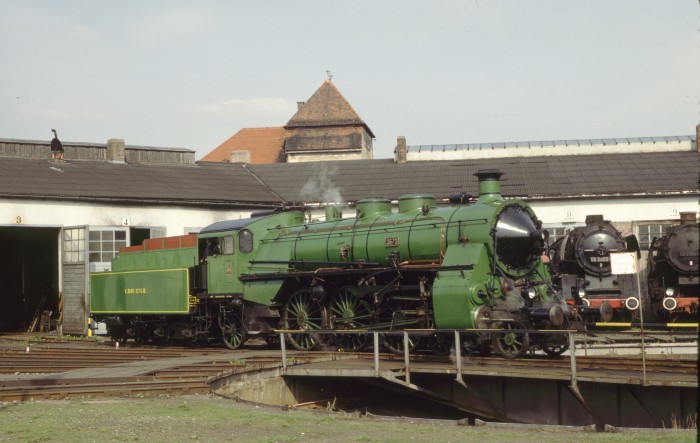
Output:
[
  {"left": 285, "top": 81, "right": 374, "bottom": 138},
  {"left": 202, "top": 127, "right": 287, "bottom": 164}
]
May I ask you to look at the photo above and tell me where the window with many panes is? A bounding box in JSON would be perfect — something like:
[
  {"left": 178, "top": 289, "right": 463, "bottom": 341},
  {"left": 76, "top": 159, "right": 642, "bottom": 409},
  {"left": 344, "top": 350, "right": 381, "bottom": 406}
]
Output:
[
  {"left": 545, "top": 226, "right": 569, "bottom": 244},
  {"left": 89, "top": 229, "right": 127, "bottom": 262},
  {"left": 543, "top": 225, "right": 583, "bottom": 244},
  {"left": 637, "top": 223, "right": 672, "bottom": 250},
  {"left": 63, "top": 228, "right": 85, "bottom": 263}
]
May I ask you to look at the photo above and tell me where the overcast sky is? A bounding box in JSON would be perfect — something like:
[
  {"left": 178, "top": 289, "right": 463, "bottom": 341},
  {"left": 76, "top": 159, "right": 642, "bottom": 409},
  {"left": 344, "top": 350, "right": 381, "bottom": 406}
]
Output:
[{"left": 1, "top": 0, "right": 698, "bottom": 160}]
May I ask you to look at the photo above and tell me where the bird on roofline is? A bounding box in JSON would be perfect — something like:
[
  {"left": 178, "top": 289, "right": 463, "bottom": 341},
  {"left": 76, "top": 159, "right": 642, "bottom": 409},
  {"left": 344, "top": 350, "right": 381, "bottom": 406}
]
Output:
[{"left": 50, "top": 128, "right": 64, "bottom": 160}]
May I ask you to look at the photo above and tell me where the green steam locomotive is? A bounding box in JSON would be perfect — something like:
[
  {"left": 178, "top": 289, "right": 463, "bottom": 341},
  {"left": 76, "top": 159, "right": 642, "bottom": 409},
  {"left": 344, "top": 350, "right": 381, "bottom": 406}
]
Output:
[{"left": 90, "top": 170, "right": 583, "bottom": 358}]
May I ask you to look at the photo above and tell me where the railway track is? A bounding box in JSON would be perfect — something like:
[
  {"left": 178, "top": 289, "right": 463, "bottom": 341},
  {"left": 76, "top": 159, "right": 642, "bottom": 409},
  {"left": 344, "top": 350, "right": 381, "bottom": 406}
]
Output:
[
  {"left": 0, "top": 348, "right": 200, "bottom": 373},
  {"left": 1, "top": 340, "right": 696, "bottom": 402},
  {"left": 0, "top": 345, "right": 304, "bottom": 401}
]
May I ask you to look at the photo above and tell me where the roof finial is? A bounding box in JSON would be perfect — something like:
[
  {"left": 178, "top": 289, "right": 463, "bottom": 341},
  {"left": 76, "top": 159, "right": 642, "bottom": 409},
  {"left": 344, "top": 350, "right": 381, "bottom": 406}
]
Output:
[{"left": 326, "top": 70, "right": 333, "bottom": 81}]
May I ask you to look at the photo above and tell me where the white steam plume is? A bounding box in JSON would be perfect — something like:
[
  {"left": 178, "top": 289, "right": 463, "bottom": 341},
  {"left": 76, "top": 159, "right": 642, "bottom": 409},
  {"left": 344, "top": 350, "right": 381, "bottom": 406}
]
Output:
[{"left": 300, "top": 164, "right": 344, "bottom": 204}]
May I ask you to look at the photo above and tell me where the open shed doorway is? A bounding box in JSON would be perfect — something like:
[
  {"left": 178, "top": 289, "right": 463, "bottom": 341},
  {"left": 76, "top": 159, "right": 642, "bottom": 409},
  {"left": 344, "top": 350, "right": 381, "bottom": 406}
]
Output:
[
  {"left": 0, "top": 227, "right": 59, "bottom": 332},
  {"left": 130, "top": 227, "right": 165, "bottom": 248},
  {"left": 130, "top": 227, "right": 151, "bottom": 248}
]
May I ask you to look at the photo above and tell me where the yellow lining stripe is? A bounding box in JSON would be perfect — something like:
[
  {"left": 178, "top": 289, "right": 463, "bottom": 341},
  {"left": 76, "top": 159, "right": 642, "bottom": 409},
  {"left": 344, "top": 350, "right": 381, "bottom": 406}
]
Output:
[{"left": 594, "top": 322, "right": 698, "bottom": 328}]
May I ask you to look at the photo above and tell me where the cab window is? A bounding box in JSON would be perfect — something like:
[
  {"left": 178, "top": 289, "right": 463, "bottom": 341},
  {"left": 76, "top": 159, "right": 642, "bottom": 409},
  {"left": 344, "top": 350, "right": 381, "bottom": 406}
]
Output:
[
  {"left": 239, "top": 230, "right": 253, "bottom": 253},
  {"left": 221, "top": 235, "right": 234, "bottom": 255}
]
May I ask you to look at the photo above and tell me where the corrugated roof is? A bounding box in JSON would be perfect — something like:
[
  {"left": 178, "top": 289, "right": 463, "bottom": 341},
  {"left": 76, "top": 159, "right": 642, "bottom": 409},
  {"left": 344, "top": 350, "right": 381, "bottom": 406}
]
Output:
[
  {"left": 1, "top": 150, "right": 697, "bottom": 207},
  {"left": 247, "top": 151, "right": 700, "bottom": 203},
  {"left": 0, "top": 157, "right": 284, "bottom": 206},
  {"left": 0, "top": 137, "right": 194, "bottom": 153},
  {"left": 408, "top": 135, "right": 696, "bottom": 152}
]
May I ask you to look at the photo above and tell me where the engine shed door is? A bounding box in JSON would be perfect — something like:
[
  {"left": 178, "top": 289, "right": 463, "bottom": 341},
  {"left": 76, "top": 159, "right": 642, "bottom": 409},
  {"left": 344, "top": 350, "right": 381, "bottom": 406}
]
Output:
[{"left": 60, "top": 225, "right": 89, "bottom": 335}]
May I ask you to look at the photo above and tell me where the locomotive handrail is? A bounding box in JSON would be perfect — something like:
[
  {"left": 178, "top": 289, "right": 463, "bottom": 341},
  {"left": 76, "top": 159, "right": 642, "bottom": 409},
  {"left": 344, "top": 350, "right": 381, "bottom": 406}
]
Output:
[
  {"left": 249, "top": 259, "right": 382, "bottom": 267},
  {"left": 240, "top": 263, "right": 475, "bottom": 282}
]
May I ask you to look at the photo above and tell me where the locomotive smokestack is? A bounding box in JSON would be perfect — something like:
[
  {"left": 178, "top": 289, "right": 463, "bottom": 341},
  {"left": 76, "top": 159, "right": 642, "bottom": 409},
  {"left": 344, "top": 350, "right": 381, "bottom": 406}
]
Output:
[
  {"left": 585, "top": 215, "right": 604, "bottom": 225},
  {"left": 680, "top": 211, "right": 697, "bottom": 226},
  {"left": 474, "top": 169, "right": 503, "bottom": 202}
]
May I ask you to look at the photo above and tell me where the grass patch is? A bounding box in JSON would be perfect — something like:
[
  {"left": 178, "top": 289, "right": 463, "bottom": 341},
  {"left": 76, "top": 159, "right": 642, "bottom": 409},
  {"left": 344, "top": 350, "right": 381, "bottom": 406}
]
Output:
[{"left": 0, "top": 395, "right": 695, "bottom": 443}]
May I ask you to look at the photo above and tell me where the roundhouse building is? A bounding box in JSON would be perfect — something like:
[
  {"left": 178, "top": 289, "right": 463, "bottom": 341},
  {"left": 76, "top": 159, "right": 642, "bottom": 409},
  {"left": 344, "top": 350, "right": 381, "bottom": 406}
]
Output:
[
  {"left": 0, "top": 131, "right": 698, "bottom": 335},
  {"left": 0, "top": 138, "right": 290, "bottom": 334}
]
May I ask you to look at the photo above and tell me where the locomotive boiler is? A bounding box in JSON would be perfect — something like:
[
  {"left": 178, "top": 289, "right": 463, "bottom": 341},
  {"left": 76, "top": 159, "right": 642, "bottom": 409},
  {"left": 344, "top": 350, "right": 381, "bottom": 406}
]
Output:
[
  {"left": 90, "top": 170, "right": 584, "bottom": 358},
  {"left": 647, "top": 212, "right": 699, "bottom": 322},
  {"left": 548, "top": 215, "right": 639, "bottom": 322}
]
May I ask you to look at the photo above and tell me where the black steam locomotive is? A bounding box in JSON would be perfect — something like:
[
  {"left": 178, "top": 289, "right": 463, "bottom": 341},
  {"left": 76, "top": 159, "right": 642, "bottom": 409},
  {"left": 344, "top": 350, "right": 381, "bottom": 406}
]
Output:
[
  {"left": 549, "top": 215, "right": 640, "bottom": 322},
  {"left": 647, "top": 212, "right": 699, "bottom": 322}
]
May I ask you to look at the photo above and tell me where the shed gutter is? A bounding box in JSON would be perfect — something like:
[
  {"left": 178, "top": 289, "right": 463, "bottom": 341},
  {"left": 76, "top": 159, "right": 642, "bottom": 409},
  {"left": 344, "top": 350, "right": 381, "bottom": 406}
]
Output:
[{"left": 0, "top": 193, "right": 287, "bottom": 209}]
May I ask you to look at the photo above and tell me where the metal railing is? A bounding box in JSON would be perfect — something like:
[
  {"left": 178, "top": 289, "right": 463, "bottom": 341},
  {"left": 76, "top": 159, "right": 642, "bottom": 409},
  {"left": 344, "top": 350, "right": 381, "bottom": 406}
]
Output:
[{"left": 275, "top": 328, "right": 698, "bottom": 389}]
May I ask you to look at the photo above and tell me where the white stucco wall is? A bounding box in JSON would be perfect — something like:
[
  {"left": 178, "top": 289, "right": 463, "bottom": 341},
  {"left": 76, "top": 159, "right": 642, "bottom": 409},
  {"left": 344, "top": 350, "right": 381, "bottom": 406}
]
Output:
[
  {"left": 1, "top": 200, "right": 255, "bottom": 234},
  {"left": 529, "top": 195, "right": 699, "bottom": 226},
  {"left": 305, "top": 195, "right": 699, "bottom": 227},
  {"left": 4, "top": 194, "right": 697, "bottom": 240}
]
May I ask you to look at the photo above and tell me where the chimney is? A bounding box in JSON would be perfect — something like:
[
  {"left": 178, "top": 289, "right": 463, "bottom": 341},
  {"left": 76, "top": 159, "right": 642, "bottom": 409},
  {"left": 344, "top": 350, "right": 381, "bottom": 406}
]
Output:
[
  {"left": 106, "top": 139, "right": 126, "bottom": 163},
  {"left": 394, "top": 136, "right": 407, "bottom": 163},
  {"left": 297, "top": 101, "right": 305, "bottom": 111},
  {"left": 230, "top": 150, "right": 251, "bottom": 164}
]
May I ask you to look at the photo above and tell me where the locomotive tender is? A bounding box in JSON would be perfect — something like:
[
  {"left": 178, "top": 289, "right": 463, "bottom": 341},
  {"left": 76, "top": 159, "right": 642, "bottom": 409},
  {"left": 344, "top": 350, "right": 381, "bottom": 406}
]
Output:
[
  {"left": 647, "top": 212, "right": 699, "bottom": 322},
  {"left": 90, "top": 170, "right": 584, "bottom": 358},
  {"left": 548, "top": 215, "right": 640, "bottom": 322}
]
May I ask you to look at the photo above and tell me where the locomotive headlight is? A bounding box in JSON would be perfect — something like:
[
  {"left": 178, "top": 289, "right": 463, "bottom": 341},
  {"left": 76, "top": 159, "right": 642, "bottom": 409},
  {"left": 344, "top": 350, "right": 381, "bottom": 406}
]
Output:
[
  {"left": 625, "top": 297, "right": 640, "bottom": 311},
  {"left": 577, "top": 289, "right": 586, "bottom": 298},
  {"left": 663, "top": 297, "right": 678, "bottom": 311},
  {"left": 527, "top": 288, "right": 537, "bottom": 299},
  {"left": 549, "top": 305, "right": 564, "bottom": 326},
  {"left": 665, "top": 288, "right": 675, "bottom": 297}
]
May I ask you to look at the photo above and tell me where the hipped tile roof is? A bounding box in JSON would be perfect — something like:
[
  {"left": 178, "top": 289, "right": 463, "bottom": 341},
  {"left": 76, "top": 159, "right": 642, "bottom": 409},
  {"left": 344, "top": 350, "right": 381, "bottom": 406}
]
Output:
[
  {"left": 285, "top": 81, "right": 375, "bottom": 138},
  {"left": 201, "top": 127, "right": 287, "bottom": 163}
]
